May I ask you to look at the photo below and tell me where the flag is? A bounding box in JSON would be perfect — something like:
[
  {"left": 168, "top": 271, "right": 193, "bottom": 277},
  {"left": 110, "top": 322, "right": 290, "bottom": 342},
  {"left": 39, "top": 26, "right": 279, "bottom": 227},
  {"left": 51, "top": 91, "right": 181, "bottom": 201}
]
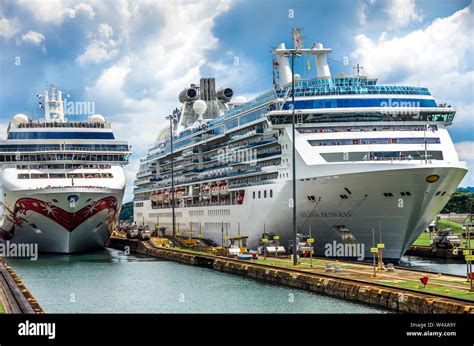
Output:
[{"left": 307, "top": 58, "right": 311, "bottom": 70}]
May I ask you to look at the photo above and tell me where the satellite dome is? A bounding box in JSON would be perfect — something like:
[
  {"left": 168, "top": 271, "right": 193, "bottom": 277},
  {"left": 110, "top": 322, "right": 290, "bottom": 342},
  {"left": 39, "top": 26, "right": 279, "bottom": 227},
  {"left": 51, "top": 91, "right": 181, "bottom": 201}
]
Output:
[
  {"left": 233, "top": 96, "right": 247, "bottom": 104},
  {"left": 12, "top": 113, "right": 29, "bottom": 125},
  {"left": 193, "top": 100, "right": 207, "bottom": 116},
  {"left": 294, "top": 74, "right": 301, "bottom": 81},
  {"left": 90, "top": 114, "right": 106, "bottom": 123},
  {"left": 157, "top": 125, "right": 171, "bottom": 142}
]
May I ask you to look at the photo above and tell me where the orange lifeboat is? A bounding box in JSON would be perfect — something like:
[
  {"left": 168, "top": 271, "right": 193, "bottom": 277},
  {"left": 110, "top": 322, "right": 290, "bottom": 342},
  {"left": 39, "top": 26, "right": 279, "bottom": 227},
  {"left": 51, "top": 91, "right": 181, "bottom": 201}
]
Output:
[{"left": 219, "top": 182, "right": 229, "bottom": 195}]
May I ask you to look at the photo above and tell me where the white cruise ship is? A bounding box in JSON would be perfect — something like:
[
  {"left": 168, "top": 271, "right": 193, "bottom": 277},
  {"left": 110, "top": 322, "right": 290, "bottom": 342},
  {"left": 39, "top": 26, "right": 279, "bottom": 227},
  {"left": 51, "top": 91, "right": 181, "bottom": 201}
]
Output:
[
  {"left": 133, "top": 32, "right": 467, "bottom": 261},
  {"left": 0, "top": 85, "right": 131, "bottom": 253}
]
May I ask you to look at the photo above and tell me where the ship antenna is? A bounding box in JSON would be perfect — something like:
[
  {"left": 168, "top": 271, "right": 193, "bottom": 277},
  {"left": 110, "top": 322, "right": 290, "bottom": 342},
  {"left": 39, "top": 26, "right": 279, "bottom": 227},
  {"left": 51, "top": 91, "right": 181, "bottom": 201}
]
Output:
[{"left": 353, "top": 63, "right": 364, "bottom": 77}]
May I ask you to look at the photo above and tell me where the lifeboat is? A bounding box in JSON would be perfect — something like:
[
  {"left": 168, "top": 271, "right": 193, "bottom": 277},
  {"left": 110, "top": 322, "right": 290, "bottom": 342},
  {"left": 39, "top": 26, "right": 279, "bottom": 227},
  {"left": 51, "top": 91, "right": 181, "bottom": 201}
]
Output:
[
  {"left": 236, "top": 194, "right": 244, "bottom": 204},
  {"left": 151, "top": 192, "right": 159, "bottom": 202},
  {"left": 219, "top": 182, "right": 229, "bottom": 195},
  {"left": 156, "top": 192, "right": 163, "bottom": 201},
  {"left": 211, "top": 184, "right": 220, "bottom": 196},
  {"left": 201, "top": 185, "right": 211, "bottom": 199}
]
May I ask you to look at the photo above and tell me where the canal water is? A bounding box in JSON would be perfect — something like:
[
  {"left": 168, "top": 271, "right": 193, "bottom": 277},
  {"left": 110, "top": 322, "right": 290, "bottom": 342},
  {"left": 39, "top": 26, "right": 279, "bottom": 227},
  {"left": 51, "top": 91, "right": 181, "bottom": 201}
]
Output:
[
  {"left": 399, "top": 255, "right": 467, "bottom": 276},
  {"left": 6, "top": 248, "right": 388, "bottom": 314}
]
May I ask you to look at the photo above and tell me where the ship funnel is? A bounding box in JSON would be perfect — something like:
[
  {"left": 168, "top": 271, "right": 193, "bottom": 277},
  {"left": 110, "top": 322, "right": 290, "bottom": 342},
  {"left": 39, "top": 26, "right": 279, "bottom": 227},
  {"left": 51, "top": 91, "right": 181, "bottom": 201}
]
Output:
[
  {"left": 200, "top": 78, "right": 217, "bottom": 101},
  {"left": 313, "top": 43, "right": 331, "bottom": 78},
  {"left": 216, "top": 88, "right": 233, "bottom": 102},
  {"left": 178, "top": 88, "right": 198, "bottom": 103},
  {"left": 277, "top": 43, "right": 292, "bottom": 86}
]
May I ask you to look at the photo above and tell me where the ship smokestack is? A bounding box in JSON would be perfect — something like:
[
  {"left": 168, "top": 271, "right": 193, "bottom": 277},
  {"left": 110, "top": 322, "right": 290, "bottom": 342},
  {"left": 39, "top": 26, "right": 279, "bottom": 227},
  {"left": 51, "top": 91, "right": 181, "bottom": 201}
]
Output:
[
  {"left": 313, "top": 43, "right": 331, "bottom": 78},
  {"left": 200, "top": 78, "right": 217, "bottom": 101},
  {"left": 277, "top": 43, "right": 292, "bottom": 86}
]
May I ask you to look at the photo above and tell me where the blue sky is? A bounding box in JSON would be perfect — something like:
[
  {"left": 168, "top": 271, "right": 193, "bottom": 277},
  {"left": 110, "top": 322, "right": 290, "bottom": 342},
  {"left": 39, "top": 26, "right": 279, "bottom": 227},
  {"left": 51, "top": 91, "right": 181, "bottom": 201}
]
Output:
[{"left": 0, "top": 0, "right": 473, "bottom": 202}]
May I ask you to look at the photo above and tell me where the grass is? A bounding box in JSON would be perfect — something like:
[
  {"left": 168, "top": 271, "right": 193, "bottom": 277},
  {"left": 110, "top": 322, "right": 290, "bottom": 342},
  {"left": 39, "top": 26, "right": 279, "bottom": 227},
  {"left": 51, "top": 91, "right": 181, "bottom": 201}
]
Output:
[
  {"left": 413, "top": 232, "right": 431, "bottom": 246},
  {"left": 437, "top": 220, "right": 464, "bottom": 234},
  {"left": 0, "top": 301, "right": 4, "bottom": 313},
  {"left": 383, "top": 280, "right": 474, "bottom": 301}
]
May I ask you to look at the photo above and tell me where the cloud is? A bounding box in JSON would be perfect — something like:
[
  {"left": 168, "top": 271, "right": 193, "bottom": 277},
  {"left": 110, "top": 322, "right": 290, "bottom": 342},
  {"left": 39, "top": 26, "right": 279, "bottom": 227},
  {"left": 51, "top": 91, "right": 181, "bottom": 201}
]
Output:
[
  {"left": 16, "top": 0, "right": 95, "bottom": 24},
  {"left": 76, "top": 23, "right": 119, "bottom": 65},
  {"left": 0, "top": 16, "right": 20, "bottom": 40},
  {"left": 455, "top": 142, "right": 474, "bottom": 161},
  {"left": 21, "top": 30, "right": 45, "bottom": 45},
  {"left": 385, "top": 0, "right": 422, "bottom": 29}
]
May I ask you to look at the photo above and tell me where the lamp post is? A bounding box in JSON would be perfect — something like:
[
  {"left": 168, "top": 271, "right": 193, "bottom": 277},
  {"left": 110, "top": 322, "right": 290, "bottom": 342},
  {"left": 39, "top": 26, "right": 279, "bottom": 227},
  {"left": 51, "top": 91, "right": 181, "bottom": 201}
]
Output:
[
  {"left": 287, "top": 49, "right": 301, "bottom": 266},
  {"left": 166, "top": 114, "right": 176, "bottom": 239}
]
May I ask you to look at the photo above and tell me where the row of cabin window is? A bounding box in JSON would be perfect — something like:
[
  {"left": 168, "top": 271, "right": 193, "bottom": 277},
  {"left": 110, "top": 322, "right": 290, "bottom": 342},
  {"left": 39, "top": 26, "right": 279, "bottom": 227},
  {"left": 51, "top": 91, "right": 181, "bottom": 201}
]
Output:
[
  {"left": 18, "top": 172, "right": 114, "bottom": 179},
  {"left": 252, "top": 190, "right": 273, "bottom": 199}
]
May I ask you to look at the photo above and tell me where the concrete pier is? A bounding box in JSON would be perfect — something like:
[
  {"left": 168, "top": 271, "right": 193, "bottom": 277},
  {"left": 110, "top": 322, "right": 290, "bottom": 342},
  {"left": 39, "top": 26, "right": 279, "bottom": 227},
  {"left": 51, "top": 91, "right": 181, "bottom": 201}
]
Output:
[
  {"left": 107, "top": 236, "right": 474, "bottom": 314},
  {"left": 0, "top": 258, "right": 44, "bottom": 314}
]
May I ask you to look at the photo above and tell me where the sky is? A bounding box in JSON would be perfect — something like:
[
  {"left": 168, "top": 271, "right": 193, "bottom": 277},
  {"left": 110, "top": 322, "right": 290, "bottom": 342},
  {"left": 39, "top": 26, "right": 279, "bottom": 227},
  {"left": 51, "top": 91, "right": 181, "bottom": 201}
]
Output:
[{"left": 0, "top": 0, "right": 473, "bottom": 203}]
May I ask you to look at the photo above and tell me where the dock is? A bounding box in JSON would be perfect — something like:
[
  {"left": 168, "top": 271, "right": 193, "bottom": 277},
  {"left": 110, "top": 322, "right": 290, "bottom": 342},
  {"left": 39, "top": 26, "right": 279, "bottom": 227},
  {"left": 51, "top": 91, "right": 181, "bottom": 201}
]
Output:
[
  {"left": 108, "top": 236, "right": 474, "bottom": 314},
  {"left": 0, "top": 258, "right": 43, "bottom": 314}
]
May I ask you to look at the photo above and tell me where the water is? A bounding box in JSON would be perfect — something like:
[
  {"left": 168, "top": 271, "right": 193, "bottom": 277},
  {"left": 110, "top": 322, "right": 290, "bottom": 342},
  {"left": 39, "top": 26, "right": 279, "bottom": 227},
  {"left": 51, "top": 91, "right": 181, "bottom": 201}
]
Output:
[
  {"left": 399, "top": 255, "right": 468, "bottom": 276},
  {"left": 6, "top": 248, "right": 387, "bottom": 313}
]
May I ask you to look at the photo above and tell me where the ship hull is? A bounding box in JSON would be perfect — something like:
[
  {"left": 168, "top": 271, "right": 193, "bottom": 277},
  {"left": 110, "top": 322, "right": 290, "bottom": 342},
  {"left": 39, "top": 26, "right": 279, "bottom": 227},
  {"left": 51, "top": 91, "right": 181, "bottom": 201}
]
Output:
[{"left": 0, "top": 188, "right": 123, "bottom": 253}]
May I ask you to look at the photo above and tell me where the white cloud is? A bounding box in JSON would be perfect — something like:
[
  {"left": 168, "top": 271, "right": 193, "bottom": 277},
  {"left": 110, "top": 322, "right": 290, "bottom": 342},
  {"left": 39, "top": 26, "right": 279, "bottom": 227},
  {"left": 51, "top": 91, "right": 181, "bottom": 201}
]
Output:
[
  {"left": 98, "top": 23, "right": 113, "bottom": 39},
  {"left": 76, "top": 23, "right": 119, "bottom": 65},
  {"left": 455, "top": 142, "right": 474, "bottom": 161},
  {"left": 72, "top": 2, "right": 96, "bottom": 19},
  {"left": 21, "top": 30, "right": 45, "bottom": 45},
  {"left": 16, "top": 0, "right": 95, "bottom": 24},
  {"left": 385, "top": 0, "right": 422, "bottom": 29},
  {"left": 0, "top": 16, "right": 20, "bottom": 39}
]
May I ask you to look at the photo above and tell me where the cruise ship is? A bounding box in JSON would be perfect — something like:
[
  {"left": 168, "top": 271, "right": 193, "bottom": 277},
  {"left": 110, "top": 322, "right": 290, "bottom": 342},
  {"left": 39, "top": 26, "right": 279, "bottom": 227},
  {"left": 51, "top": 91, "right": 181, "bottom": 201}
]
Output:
[
  {"left": 133, "top": 32, "right": 467, "bottom": 261},
  {"left": 0, "top": 85, "right": 131, "bottom": 253}
]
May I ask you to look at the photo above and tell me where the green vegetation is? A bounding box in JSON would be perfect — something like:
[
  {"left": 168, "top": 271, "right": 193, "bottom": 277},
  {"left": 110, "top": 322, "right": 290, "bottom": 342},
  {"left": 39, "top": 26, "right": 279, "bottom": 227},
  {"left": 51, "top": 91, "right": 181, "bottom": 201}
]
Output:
[
  {"left": 441, "top": 190, "right": 474, "bottom": 214},
  {"left": 437, "top": 220, "right": 463, "bottom": 234},
  {"left": 412, "top": 232, "right": 431, "bottom": 246},
  {"left": 119, "top": 201, "right": 133, "bottom": 222},
  {"left": 0, "top": 301, "right": 4, "bottom": 313},
  {"left": 383, "top": 281, "right": 474, "bottom": 301}
]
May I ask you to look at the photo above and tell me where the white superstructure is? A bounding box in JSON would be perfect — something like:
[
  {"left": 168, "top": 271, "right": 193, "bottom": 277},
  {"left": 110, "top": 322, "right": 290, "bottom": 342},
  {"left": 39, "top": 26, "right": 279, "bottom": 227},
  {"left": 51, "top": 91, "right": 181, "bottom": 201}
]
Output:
[
  {"left": 0, "top": 85, "right": 131, "bottom": 253},
  {"left": 133, "top": 32, "right": 467, "bottom": 261}
]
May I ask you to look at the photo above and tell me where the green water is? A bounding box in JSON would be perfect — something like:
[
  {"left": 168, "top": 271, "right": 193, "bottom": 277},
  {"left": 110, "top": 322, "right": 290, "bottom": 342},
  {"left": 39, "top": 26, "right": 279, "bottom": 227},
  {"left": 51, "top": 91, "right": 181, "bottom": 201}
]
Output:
[{"left": 7, "top": 248, "right": 388, "bottom": 313}]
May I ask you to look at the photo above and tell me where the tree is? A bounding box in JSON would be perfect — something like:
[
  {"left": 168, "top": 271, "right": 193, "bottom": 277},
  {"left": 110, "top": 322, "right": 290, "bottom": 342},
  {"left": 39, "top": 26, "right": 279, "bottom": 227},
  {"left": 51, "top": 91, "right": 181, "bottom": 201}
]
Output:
[
  {"left": 119, "top": 201, "right": 133, "bottom": 222},
  {"left": 441, "top": 190, "right": 474, "bottom": 214}
]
